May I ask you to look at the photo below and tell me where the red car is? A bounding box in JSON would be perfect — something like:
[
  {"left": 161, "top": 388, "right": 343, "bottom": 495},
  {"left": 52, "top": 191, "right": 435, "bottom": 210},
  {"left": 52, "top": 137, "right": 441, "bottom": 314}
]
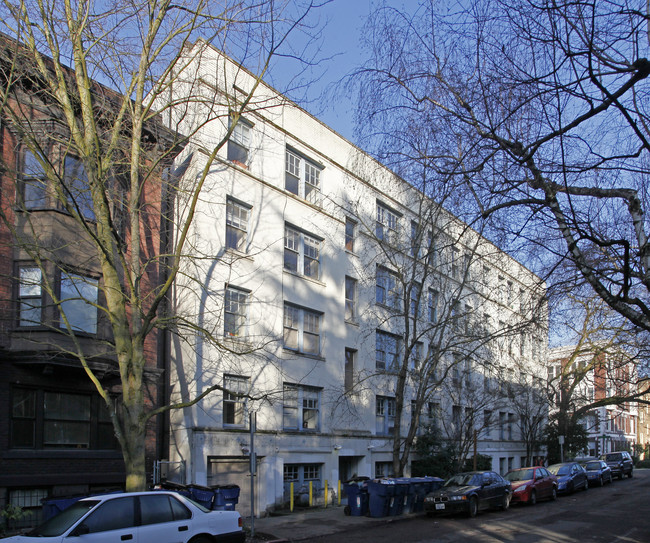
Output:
[{"left": 504, "top": 466, "right": 558, "bottom": 505}]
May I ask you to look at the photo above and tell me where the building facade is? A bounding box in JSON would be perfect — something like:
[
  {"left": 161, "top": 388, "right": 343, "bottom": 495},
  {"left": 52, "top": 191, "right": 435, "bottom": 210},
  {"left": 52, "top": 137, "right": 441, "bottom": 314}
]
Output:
[
  {"left": 166, "top": 41, "right": 549, "bottom": 517},
  {"left": 0, "top": 37, "right": 177, "bottom": 530},
  {"left": 548, "top": 345, "right": 639, "bottom": 457}
]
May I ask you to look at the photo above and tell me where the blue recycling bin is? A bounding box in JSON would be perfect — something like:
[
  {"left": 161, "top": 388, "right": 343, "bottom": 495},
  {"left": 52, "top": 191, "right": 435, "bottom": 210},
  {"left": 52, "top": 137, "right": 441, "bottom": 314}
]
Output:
[
  {"left": 219, "top": 485, "right": 240, "bottom": 511},
  {"left": 367, "top": 480, "right": 395, "bottom": 518},
  {"left": 390, "top": 479, "right": 411, "bottom": 515},
  {"left": 41, "top": 497, "right": 83, "bottom": 521},
  {"left": 188, "top": 485, "right": 215, "bottom": 509},
  {"left": 343, "top": 483, "right": 369, "bottom": 516}
]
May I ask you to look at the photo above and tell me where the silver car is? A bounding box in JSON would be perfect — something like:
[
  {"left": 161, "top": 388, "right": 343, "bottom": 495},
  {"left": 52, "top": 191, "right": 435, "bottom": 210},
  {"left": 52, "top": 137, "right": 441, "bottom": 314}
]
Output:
[{"left": 2, "top": 491, "right": 245, "bottom": 543}]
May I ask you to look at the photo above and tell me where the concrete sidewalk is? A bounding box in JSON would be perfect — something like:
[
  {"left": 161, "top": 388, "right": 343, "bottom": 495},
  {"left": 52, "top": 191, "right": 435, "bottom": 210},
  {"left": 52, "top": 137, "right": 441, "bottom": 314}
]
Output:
[{"left": 244, "top": 505, "right": 422, "bottom": 542}]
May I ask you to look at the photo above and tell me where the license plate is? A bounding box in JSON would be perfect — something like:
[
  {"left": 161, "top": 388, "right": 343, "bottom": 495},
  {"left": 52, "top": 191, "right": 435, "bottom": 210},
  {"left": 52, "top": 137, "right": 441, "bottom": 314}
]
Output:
[{"left": 435, "top": 503, "right": 445, "bottom": 510}]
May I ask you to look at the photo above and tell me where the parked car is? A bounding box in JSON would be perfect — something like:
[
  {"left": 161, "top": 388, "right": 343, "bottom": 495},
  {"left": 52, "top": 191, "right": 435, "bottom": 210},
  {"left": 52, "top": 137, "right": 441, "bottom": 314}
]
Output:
[
  {"left": 504, "top": 466, "right": 558, "bottom": 504},
  {"left": 424, "top": 471, "right": 511, "bottom": 518},
  {"left": 601, "top": 451, "right": 634, "bottom": 479},
  {"left": 580, "top": 459, "right": 613, "bottom": 486},
  {"left": 548, "top": 462, "right": 589, "bottom": 494},
  {"left": 2, "top": 491, "right": 245, "bottom": 543}
]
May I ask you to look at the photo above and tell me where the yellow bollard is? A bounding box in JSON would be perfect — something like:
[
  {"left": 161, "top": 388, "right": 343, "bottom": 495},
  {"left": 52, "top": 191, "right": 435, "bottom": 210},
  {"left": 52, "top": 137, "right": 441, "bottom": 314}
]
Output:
[
  {"left": 338, "top": 480, "right": 341, "bottom": 506},
  {"left": 325, "top": 480, "right": 328, "bottom": 507},
  {"left": 309, "top": 480, "right": 313, "bottom": 506},
  {"left": 290, "top": 482, "right": 294, "bottom": 512}
]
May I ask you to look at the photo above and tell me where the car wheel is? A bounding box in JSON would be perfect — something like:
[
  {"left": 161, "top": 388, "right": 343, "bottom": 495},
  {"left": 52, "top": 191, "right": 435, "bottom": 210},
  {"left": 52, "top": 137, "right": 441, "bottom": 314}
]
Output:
[
  {"left": 628, "top": 470, "right": 633, "bottom": 478},
  {"left": 599, "top": 476, "right": 603, "bottom": 487},
  {"left": 529, "top": 490, "right": 537, "bottom": 506},
  {"left": 619, "top": 473, "right": 624, "bottom": 480},
  {"left": 501, "top": 493, "right": 510, "bottom": 511},
  {"left": 468, "top": 496, "right": 478, "bottom": 518},
  {"left": 551, "top": 486, "right": 557, "bottom": 501},
  {"left": 583, "top": 479, "right": 588, "bottom": 491}
]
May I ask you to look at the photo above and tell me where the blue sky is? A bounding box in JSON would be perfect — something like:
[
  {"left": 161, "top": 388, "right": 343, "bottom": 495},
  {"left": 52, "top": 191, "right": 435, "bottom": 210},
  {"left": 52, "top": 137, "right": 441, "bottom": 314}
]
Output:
[{"left": 267, "top": 0, "right": 378, "bottom": 143}]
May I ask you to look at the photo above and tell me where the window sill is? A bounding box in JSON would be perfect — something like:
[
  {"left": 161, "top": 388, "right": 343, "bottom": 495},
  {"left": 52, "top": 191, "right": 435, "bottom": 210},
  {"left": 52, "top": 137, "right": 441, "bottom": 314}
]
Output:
[
  {"left": 375, "top": 302, "right": 401, "bottom": 313},
  {"left": 283, "top": 268, "right": 325, "bottom": 287},
  {"left": 224, "top": 248, "right": 254, "bottom": 262},
  {"left": 345, "top": 319, "right": 359, "bottom": 327},
  {"left": 282, "top": 348, "right": 325, "bottom": 362}
]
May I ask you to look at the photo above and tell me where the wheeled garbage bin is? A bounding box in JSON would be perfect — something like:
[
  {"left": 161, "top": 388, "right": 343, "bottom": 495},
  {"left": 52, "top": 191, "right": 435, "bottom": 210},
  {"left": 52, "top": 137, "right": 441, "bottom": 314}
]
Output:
[{"left": 343, "top": 483, "right": 369, "bottom": 516}]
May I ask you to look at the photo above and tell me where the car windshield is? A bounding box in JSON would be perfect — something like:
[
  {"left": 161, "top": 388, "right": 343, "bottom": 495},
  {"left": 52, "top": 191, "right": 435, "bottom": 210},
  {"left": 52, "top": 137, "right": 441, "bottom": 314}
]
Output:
[
  {"left": 505, "top": 469, "right": 534, "bottom": 482},
  {"left": 28, "top": 500, "right": 100, "bottom": 537},
  {"left": 604, "top": 453, "right": 622, "bottom": 461},
  {"left": 444, "top": 474, "right": 480, "bottom": 487},
  {"left": 548, "top": 465, "right": 570, "bottom": 476},
  {"left": 585, "top": 461, "right": 601, "bottom": 471}
]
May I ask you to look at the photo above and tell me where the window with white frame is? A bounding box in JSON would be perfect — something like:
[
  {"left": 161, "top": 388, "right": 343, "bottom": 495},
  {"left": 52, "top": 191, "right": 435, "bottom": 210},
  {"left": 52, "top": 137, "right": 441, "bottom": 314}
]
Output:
[
  {"left": 63, "top": 155, "right": 94, "bottom": 220},
  {"left": 282, "top": 384, "right": 321, "bottom": 431},
  {"left": 345, "top": 276, "right": 357, "bottom": 322},
  {"left": 226, "top": 198, "right": 250, "bottom": 252},
  {"left": 376, "top": 266, "right": 400, "bottom": 309},
  {"left": 428, "top": 288, "right": 438, "bottom": 323},
  {"left": 59, "top": 271, "right": 98, "bottom": 334},
  {"left": 345, "top": 217, "right": 356, "bottom": 252},
  {"left": 375, "top": 461, "right": 394, "bottom": 478},
  {"left": 410, "top": 220, "right": 420, "bottom": 257},
  {"left": 227, "top": 117, "right": 252, "bottom": 165},
  {"left": 410, "top": 283, "right": 421, "bottom": 317},
  {"left": 410, "top": 341, "right": 423, "bottom": 369},
  {"left": 344, "top": 348, "right": 356, "bottom": 393},
  {"left": 450, "top": 246, "right": 460, "bottom": 279},
  {"left": 224, "top": 286, "right": 248, "bottom": 338},
  {"left": 18, "top": 266, "right": 43, "bottom": 327},
  {"left": 376, "top": 202, "right": 400, "bottom": 243},
  {"left": 376, "top": 330, "right": 401, "bottom": 372},
  {"left": 285, "top": 147, "right": 322, "bottom": 204},
  {"left": 22, "top": 149, "right": 47, "bottom": 209},
  {"left": 413, "top": 401, "right": 438, "bottom": 434},
  {"left": 283, "top": 303, "right": 322, "bottom": 355},
  {"left": 223, "top": 375, "right": 248, "bottom": 426},
  {"left": 376, "top": 396, "right": 396, "bottom": 435},
  {"left": 284, "top": 224, "right": 321, "bottom": 279}
]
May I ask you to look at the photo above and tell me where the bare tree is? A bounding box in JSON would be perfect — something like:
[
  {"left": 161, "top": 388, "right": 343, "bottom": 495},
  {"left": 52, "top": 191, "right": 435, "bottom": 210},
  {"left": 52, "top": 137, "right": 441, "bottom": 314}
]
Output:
[
  {"left": 353, "top": 0, "right": 650, "bottom": 335},
  {"left": 0, "top": 0, "right": 321, "bottom": 491}
]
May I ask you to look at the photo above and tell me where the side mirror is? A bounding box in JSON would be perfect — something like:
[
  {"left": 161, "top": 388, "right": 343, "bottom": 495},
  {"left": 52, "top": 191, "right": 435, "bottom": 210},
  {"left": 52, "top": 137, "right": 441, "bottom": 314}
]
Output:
[{"left": 70, "top": 524, "right": 90, "bottom": 537}]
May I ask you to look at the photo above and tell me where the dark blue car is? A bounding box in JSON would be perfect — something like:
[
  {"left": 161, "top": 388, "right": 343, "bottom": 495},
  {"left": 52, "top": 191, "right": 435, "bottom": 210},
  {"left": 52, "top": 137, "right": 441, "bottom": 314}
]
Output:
[
  {"left": 547, "top": 462, "right": 588, "bottom": 494},
  {"left": 580, "top": 460, "right": 612, "bottom": 486}
]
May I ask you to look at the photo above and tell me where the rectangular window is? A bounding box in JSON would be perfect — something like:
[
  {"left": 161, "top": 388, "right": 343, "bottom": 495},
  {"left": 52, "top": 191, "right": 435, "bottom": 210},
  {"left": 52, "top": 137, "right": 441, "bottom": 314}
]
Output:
[
  {"left": 375, "top": 462, "right": 394, "bottom": 478},
  {"left": 18, "top": 266, "right": 43, "bottom": 327},
  {"left": 8, "top": 489, "right": 48, "bottom": 530},
  {"left": 450, "top": 246, "right": 460, "bottom": 279},
  {"left": 376, "top": 396, "right": 396, "bottom": 435},
  {"left": 284, "top": 225, "right": 321, "bottom": 279},
  {"left": 227, "top": 117, "right": 251, "bottom": 166},
  {"left": 376, "top": 330, "right": 400, "bottom": 372},
  {"left": 345, "top": 217, "right": 356, "bottom": 252},
  {"left": 410, "top": 221, "right": 420, "bottom": 257},
  {"left": 484, "top": 410, "right": 492, "bottom": 438},
  {"left": 428, "top": 289, "right": 438, "bottom": 323},
  {"left": 409, "top": 341, "right": 423, "bottom": 369},
  {"left": 344, "top": 348, "right": 356, "bottom": 393},
  {"left": 376, "top": 202, "right": 400, "bottom": 243},
  {"left": 63, "top": 156, "right": 94, "bottom": 220},
  {"left": 43, "top": 391, "right": 90, "bottom": 448},
  {"left": 376, "top": 267, "right": 400, "bottom": 309},
  {"left": 410, "top": 283, "right": 420, "bottom": 317},
  {"left": 345, "top": 276, "right": 357, "bottom": 322},
  {"left": 226, "top": 198, "right": 250, "bottom": 252},
  {"left": 223, "top": 375, "right": 248, "bottom": 426},
  {"left": 12, "top": 388, "right": 36, "bottom": 448},
  {"left": 224, "top": 286, "right": 248, "bottom": 338},
  {"left": 59, "top": 272, "right": 98, "bottom": 334},
  {"left": 283, "top": 384, "right": 321, "bottom": 431},
  {"left": 285, "top": 148, "right": 322, "bottom": 205},
  {"left": 22, "top": 149, "right": 47, "bottom": 209},
  {"left": 283, "top": 303, "right": 322, "bottom": 355}
]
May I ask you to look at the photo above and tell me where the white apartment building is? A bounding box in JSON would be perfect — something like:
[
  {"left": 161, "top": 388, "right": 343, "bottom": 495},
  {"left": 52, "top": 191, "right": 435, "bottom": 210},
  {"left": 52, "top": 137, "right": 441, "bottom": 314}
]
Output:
[
  {"left": 165, "top": 41, "right": 549, "bottom": 516},
  {"left": 548, "top": 345, "right": 638, "bottom": 458}
]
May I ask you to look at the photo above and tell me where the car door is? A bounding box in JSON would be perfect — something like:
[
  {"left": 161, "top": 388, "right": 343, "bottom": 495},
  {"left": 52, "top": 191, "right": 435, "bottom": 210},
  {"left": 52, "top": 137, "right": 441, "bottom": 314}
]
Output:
[
  {"left": 74, "top": 496, "right": 138, "bottom": 543},
  {"left": 535, "top": 468, "right": 551, "bottom": 499},
  {"left": 136, "top": 494, "right": 194, "bottom": 543}
]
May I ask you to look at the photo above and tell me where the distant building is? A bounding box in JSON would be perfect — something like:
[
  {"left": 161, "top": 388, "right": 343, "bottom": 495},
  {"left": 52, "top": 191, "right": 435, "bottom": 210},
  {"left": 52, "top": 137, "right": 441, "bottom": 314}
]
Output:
[
  {"left": 548, "top": 345, "right": 638, "bottom": 457},
  {"left": 166, "top": 41, "right": 549, "bottom": 516}
]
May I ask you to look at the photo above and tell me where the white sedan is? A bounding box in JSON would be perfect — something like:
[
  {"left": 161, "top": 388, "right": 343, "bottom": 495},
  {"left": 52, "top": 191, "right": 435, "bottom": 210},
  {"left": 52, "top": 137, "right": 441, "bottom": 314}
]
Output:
[{"left": 3, "top": 491, "right": 245, "bottom": 543}]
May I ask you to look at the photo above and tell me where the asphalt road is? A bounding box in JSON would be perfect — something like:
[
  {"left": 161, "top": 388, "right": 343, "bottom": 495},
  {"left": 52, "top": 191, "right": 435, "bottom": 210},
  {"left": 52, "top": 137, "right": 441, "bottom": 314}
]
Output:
[{"left": 308, "top": 469, "right": 649, "bottom": 543}]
